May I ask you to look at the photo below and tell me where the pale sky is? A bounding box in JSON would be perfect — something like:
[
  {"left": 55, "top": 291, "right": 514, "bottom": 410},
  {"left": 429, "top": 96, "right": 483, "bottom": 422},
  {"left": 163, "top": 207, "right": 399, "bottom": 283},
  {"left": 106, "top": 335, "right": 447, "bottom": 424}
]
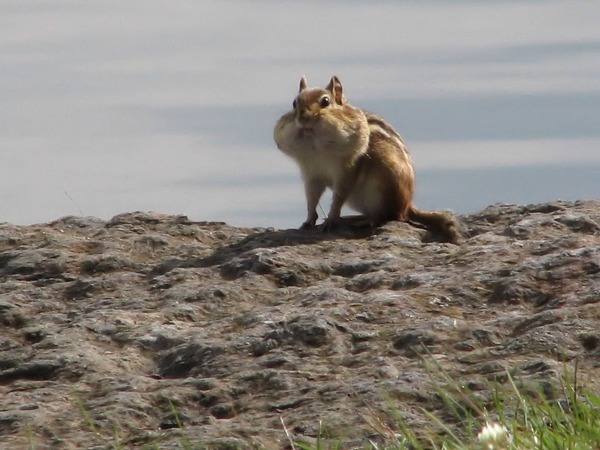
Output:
[{"left": 1, "top": 1, "right": 599, "bottom": 227}]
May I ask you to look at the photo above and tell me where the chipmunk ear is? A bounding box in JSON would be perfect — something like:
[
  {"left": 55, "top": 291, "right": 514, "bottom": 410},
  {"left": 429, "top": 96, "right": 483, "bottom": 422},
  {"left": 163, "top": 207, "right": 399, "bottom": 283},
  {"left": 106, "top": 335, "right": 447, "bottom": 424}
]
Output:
[
  {"left": 299, "top": 76, "right": 308, "bottom": 92},
  {"left": 325, "top": 76, "right": 344, "bottom": 105}
]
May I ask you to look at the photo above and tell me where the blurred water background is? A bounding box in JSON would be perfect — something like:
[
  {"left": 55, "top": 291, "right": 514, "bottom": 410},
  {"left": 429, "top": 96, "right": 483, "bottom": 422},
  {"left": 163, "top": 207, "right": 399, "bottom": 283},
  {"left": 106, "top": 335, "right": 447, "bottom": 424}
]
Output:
[{"left": 2, "top": 1, "right": 599, "bottom": 228}]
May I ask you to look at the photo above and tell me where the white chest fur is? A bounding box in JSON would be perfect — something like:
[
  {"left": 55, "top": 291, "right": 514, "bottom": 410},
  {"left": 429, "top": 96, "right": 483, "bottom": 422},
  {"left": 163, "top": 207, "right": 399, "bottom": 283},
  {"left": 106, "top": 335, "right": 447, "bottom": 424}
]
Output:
[{"left": 275, "top": 121, "right": 366, "bottom": 186}]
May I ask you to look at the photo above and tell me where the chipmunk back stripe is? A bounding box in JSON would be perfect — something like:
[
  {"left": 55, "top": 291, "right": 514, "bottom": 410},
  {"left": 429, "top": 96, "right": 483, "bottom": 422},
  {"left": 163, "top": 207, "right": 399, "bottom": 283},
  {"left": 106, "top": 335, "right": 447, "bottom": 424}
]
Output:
[
  {"left": 367, "top": 116, "right": 409, "bottom": 158},
  {"left": 366, "top": 114, "right": 403, "bottom": 141}
]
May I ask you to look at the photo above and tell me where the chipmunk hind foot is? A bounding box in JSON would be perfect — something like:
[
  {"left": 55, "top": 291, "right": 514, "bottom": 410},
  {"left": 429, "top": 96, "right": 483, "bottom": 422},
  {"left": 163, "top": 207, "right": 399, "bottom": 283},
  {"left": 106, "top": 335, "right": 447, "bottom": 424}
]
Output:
[{"left": 407, "top": 206, "right": 462, "bottom": 244}]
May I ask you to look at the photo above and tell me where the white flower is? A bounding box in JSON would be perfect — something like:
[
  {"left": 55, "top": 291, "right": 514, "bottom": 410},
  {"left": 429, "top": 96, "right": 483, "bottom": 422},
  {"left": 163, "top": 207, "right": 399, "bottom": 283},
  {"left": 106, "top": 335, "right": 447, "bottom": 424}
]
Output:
[{"left": 477, "top": 421, "right": 510, "bottom": 449}]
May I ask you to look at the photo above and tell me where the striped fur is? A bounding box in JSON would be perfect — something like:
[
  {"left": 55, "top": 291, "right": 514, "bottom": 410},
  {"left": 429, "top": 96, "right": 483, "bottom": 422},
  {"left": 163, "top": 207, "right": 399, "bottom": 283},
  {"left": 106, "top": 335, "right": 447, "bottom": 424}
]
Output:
[{"left": 366, "top": 112, "right": 409, "bottom": 157}]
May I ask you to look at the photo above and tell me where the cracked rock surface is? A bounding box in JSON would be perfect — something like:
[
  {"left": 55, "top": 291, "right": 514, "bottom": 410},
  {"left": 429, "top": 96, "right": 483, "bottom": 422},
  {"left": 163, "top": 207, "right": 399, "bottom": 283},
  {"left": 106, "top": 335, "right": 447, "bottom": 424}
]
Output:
[{"left": 0, "top": 200, "right": 599, "bottom": 448}]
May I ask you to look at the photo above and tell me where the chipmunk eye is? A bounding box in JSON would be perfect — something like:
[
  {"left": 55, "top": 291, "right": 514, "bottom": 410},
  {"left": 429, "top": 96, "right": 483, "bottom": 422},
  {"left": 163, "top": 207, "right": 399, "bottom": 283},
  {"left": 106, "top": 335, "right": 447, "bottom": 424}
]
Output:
[
  {"left": 292, "top": 99, "right": 297, "bottom": 109},
  {"left": 319, "top": 96, "right": 331, "bottom": 108}
]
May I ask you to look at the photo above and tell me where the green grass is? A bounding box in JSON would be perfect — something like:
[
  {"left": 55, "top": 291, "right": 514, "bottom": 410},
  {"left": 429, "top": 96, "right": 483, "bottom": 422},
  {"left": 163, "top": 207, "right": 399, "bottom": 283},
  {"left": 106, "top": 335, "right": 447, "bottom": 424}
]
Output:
[
  {"left": 29, "top": 363, "right": 600, "bottom": 449},
  {"left": 285, "top": 361, "right": 600, "bottom": 450}
]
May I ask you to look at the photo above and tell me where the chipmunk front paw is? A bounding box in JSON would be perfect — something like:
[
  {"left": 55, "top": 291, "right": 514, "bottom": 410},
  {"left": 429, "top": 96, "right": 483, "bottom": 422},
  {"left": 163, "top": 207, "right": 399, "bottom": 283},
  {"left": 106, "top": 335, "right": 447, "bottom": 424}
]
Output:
[
  {"left": 299, "top": 221, "right": 316, "bottom": 230},
  {"left": 318, "top": 217, "right": 343, "bottom": 232}
]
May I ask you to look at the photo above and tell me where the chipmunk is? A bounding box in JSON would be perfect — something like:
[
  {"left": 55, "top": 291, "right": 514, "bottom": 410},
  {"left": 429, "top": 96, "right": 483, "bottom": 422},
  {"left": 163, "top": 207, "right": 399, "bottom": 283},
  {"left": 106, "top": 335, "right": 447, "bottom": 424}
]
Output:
[{"left": 273, "top": 75, "right": 461, "bottom": 243}]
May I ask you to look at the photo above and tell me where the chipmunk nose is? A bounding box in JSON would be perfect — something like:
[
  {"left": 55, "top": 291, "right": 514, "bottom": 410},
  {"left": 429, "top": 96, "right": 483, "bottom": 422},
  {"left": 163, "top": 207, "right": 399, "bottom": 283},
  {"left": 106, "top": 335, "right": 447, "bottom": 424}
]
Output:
[{"left": 296, "top": 110, "right": 311, "bottom": 126}]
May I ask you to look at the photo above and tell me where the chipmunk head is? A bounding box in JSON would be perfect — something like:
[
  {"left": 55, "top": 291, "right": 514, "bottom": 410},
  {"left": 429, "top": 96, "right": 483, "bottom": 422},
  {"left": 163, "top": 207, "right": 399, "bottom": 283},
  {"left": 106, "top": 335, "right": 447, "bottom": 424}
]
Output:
[{"left": 292, "top": 76, "right": 346, "bottom": 128}]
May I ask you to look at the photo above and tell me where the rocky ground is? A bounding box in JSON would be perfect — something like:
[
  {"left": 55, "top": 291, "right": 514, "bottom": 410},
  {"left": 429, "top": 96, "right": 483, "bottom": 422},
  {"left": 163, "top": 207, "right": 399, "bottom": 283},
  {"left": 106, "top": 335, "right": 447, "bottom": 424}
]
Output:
[{"left": 0, "top": 200, "right": 599, "bottom": 449}]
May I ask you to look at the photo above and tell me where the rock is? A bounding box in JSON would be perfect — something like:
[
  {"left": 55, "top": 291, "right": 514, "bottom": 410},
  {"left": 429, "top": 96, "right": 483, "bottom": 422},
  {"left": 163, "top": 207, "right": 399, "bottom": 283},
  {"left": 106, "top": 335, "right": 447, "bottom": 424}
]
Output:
[
  {"left": 334, "top": 259, "right": 384, "bottom": 277},
  {"left": 392, "top": 329, "right": 439, "bottom": 356},
  {"left": 488, "top": 277, "right": 532, "bottom": 304},
  {"left": 0, "top": 358, "right": 67, "bottom": 383},
  {"left": 345, "top": 270, "right": 388, "bottom": 292},
  {"left": 0, "top": 201, "right": 598, "bottom": 448},
  {"left": 156, "top": 342, "right": 226, "bottom": 378},
  {"left": 0, "top": 249, "right": 68, "bottom": 280},
  {"left": 556, "top": 213, "right": 600, "bottom": 233},
  {"left": 579, "top": 333, "right": 600, "bottom": 351},
  {"left": 265, "top": 315, "right": 332, "bottom": 347},
  {"left": 80, "top": 254, "right": 138, "bottom": 274},
  {"left": 0, "top": 413, "right": 25, "bottom": 434},
  {"left": 511, "top": 311, "right": 562, "bottom": 336},
  {"left": 0, "top": 302, "right": 27, "bottom": 328}
]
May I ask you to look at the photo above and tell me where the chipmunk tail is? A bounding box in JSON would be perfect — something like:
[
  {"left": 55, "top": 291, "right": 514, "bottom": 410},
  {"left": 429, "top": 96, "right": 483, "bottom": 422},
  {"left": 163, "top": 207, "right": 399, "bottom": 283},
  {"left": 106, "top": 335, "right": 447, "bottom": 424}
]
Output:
[{"left": 407, "top": 205, "right": 462, "bottom": 244}]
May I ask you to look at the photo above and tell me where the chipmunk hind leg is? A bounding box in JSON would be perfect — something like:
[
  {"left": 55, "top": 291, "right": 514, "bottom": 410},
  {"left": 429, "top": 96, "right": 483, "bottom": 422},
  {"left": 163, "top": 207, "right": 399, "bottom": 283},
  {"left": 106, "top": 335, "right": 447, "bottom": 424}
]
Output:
[{"left": 407, "top": 205, "right": 462, "bottom": 244}]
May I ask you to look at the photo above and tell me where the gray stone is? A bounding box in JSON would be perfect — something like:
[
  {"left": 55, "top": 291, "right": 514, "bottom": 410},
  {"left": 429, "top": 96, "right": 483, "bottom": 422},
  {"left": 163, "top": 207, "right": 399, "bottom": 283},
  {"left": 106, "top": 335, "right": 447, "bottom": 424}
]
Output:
[
  {"left": 0, "top": 200, "right": 598, "bottom": 448},
  {"left": 556, "top": 214, "right": 600, "bottom": 233},
  {"left": 392, "top": 329, "right": 439, "bottom": 356},
  {"left": 0, "top": 358, "right": 66, "bottom": 383},
  {"left": 157, "top": 342, "right": 226, "bottom": 378}
]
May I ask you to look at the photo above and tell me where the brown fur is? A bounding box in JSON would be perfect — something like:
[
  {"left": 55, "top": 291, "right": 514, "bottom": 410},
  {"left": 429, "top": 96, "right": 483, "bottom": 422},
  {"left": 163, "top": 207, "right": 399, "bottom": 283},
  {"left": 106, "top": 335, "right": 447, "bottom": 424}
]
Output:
[{"left": 273, "top": 76, "right": 461, "bottom": 243}]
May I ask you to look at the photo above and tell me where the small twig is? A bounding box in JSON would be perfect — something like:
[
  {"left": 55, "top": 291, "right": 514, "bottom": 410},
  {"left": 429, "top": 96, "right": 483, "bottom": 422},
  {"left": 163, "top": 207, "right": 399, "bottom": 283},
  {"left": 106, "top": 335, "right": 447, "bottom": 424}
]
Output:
[
  {"left": 64, "top": 190, "right": 84, "bottom": 216},
  {"left": 279, "top": 415, "right": 297, "bottom": 450},
  {"left": 318, "top": 202, "right": 327, "bottom": 219}
]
